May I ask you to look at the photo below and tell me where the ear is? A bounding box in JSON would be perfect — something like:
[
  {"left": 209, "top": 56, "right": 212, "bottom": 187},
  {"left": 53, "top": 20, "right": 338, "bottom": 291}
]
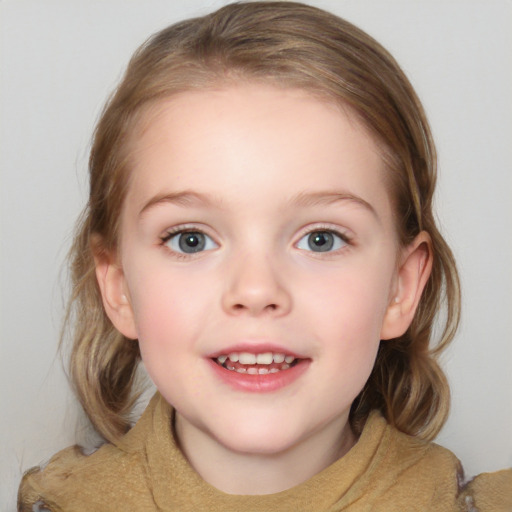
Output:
[
  {"left": 380, "top": 231, "right": 433, "bottom": 340},
  {"left": 92, "top": 237, "right": 138, "bottom": 340}
]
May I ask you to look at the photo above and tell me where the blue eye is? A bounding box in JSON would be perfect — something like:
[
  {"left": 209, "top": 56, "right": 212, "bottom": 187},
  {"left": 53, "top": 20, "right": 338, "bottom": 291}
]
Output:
[
  {"left": 164, "top": 231, "right": 218, "bottom": 254},
  {"left": 296, "top": 230, "right": 347, "bottom": 253}
]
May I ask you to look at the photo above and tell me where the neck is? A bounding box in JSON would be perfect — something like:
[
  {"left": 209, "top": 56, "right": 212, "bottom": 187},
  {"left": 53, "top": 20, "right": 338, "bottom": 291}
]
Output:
[{"left": 174, "top": 413, "right": 357, "bottom": 495}]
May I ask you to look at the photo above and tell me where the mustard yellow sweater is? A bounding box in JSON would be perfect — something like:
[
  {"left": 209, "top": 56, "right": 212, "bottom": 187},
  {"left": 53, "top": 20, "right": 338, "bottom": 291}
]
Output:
[{"left": 19, "top": 393, "right": 512, "bottom": 511}]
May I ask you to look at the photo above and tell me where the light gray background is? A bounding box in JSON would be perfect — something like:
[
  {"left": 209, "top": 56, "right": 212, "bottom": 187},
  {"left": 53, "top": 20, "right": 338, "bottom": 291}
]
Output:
[{"left": 1, "top": 1, "right": 511, "bottom": 509}]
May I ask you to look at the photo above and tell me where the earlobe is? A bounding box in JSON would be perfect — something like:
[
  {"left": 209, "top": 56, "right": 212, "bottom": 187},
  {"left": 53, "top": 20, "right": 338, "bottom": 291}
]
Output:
[
  {"left": 380, "top": 232, "right": 433, "bottom": 340},
  {"left": 93, "top": 245, "right": 138, "bottom": 340}
]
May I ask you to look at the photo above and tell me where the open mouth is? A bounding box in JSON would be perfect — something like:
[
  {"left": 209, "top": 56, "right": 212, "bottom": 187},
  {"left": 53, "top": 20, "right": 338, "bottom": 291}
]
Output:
[{"left": 213, "top": 351, "right": 300, "bottom": 375}]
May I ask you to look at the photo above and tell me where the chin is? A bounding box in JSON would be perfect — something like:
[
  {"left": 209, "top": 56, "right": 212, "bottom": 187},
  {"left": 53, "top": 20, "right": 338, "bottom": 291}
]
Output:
[{"left": 212, "top": 417, "right": 304, "bottom": 456}]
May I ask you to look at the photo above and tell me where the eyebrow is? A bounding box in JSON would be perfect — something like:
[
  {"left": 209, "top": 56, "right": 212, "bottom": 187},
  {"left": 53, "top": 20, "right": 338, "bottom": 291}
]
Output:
[
  {"left": 139, "top": 189, "right": 378, "bottom": 219},
  {"left": 139, "top": 190, "right": 215, "bottom": 217},
  {"left": 290, "top": 191, "right": 378, "bottom": 218}
]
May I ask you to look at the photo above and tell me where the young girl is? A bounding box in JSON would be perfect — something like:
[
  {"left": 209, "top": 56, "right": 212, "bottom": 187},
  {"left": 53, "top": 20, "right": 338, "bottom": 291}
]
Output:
[{"left": 18, "top": 1, "right": 511, "bottom": 510}]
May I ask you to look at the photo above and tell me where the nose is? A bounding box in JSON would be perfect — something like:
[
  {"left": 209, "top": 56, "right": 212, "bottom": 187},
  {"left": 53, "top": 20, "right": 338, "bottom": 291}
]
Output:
[{"left": 221, "top": 253, "right": 292, "bottom": 317}]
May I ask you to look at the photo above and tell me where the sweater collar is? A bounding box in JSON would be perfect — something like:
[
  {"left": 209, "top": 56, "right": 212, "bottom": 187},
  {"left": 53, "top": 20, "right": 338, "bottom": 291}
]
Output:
[{"left": 124, "top": 393, "right": 390, "bottom": 511}]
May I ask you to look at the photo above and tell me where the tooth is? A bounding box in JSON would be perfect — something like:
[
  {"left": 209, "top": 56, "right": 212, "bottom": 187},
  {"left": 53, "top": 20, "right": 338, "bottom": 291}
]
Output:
[
  {"left": 273, "top": 353, "right": 285, "bottom": 363},
  {"left": 284, "top": 355, "right": 295, "bottom": 364},
  {"left": 282, "top": 363, "right": 290, "bottom": 370},
  {"left": 269, "top": 368, "right": 279, "bottom": 373},
  {"left": 258, "top": 368, "right": 269, "bottom": 375},
  {"left": 239, "top": 352, "right": 256, "bottom": 364},
  {"left": 226, "top": 364, "right": 235, "bottom": 370},
  {"left": 256, "top": 352, "right": 273, "bottom": 364},
  {"left": 217, "top": 355, "right": 227, "bottom": 364},
  {"left": 247, "top": 367, "right": 258, "bottom": 375},
  {"left": 228, "top": 353, "right": 239, "bottom": 362},
  {"left": 235, "top": 367, "right": 247, "bottom": 374}
]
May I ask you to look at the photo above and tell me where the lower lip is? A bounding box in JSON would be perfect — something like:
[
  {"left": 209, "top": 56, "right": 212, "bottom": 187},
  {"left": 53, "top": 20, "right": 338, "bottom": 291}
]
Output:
[{"left": 207, "top": 358, "right": 310, "bottom": 393}]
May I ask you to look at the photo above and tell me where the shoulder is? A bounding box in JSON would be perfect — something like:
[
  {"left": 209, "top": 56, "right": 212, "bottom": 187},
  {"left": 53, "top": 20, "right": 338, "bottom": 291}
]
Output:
[
  {"left": 376, "top": 421, "right": 464, "bottom": 509},
  {"left": 18, "top": 394, "right": 166, "bottom": 511},
  {"left": 459, "top": 468, "right": 512, "bottom": 512},
  {"left": 364, "top": 412, "right": 463, "bottom": 482},
  {"left": 370, "top": 415, "right": 512, "bottom": 511},
  {"left": 386, "top": 422, "right": 462, "bottom": 475},
  {"left": 18, "top": 441, "right": 143, "bottom": 511},
  {"left": 341, "top": 411, "right": 464, "bottom": 510}
]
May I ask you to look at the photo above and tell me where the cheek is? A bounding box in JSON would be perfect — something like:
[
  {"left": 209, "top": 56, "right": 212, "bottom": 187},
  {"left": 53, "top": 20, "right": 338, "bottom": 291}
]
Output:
[
  {"left": 296, "top": 257, "right": 395, "bottom": 373},
  {"left": 126, "top": 261, "right": 219, "bottom": 349},
  {"left": 126, "top": 268, "right": 216, "bottom": 398},
  {"left": 303, "top": 260, "right": 394, "bottom": 330}
]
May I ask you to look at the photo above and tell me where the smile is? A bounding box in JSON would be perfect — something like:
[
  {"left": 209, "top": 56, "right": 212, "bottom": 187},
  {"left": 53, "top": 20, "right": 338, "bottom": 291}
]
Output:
[
  {"left": 208, "top": 349, "right": 309, "bottom": 392},
  {"left": 214, "top": 352, "right": 298, "bottom": 374}
]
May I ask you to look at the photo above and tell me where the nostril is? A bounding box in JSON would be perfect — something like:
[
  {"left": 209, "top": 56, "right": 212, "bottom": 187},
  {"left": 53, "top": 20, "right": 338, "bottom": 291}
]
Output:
[{"left": 231, "top": 302, "right": 278, "bottom": 313}]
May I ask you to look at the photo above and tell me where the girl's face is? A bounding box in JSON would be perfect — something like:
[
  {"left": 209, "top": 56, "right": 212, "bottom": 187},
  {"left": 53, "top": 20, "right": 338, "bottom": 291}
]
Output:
[{"left": 99, "top": 84, "right": 427, "bottom": 465}]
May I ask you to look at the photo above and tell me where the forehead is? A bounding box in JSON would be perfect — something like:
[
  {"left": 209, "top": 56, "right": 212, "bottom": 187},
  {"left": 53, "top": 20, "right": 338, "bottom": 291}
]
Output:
[{"left": 124, "top": 84, "right": 391, "bottom": 216}]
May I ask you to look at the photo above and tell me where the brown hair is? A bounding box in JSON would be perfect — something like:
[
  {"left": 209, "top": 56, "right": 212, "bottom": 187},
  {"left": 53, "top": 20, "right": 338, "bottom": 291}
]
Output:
[{"left": 65, "top": 1, "right": 460, "bottom": 443}]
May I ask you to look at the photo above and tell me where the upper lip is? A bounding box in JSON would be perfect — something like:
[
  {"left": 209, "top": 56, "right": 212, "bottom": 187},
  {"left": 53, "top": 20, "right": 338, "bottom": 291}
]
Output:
[{"left": 206, "top": 343, "right": 307, "bottom": 359}]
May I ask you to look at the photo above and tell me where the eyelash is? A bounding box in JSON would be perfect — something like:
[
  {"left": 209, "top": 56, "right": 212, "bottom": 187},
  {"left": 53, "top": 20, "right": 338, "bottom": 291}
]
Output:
[
  {"left": 295, "top": 225, "right": 353, "bottom": 254},
  {"left": 160, "top": 226, "right": 203, "bottom": 244},
  {"left": 159, "top": 224, "right": 353, "bottom": 258},
  {"left": 159, "top": 226, "right": 217, "bottom": 259}
]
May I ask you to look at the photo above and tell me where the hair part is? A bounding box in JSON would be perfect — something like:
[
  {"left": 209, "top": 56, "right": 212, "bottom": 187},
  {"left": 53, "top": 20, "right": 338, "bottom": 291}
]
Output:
[{"left": 65, "top": 1, "right": 460, "bottom": 443}]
